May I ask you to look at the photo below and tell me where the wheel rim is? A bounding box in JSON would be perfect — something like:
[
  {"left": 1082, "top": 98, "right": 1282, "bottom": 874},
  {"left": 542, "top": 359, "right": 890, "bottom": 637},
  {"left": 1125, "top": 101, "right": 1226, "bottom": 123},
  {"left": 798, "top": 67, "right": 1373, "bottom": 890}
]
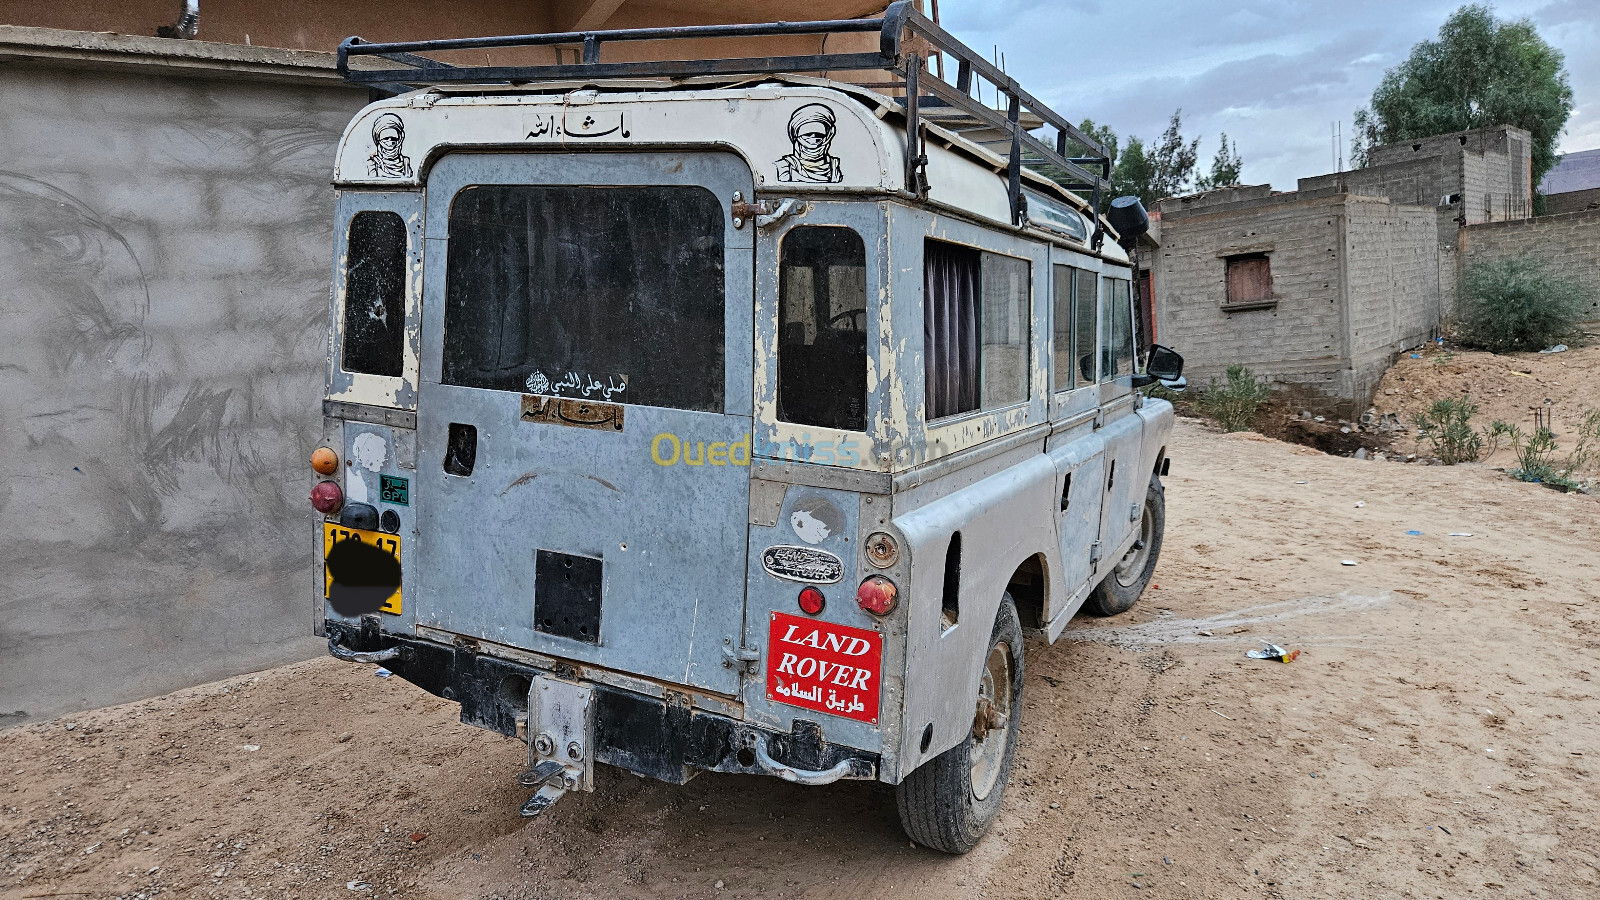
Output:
[
  {"left": 969, "top": 641, "right": 1013, "bottom": 802},
  {"left": 1114, "top": 504, "right": 1155, "bottom": 588}
]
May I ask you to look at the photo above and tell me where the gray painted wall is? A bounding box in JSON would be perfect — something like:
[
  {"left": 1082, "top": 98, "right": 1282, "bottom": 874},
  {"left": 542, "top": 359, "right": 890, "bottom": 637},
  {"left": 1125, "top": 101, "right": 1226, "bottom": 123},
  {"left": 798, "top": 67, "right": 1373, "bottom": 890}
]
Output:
[{"left": 0, "top": 59, "right": 366, "bottom": 723}]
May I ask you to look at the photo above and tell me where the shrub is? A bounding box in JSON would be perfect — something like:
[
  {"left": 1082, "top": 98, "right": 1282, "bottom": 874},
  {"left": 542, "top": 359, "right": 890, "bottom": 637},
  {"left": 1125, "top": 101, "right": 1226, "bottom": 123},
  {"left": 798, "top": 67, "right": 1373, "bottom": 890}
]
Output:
[
  {"left": 1509, "top": 410, "right": 1600, "bottom": 490},
  {"left": 1414, "top": 396, "right": 1482, "bottom": 464},
  {"left": 1456, "top": 258, "right": 1588, "bottom": 353},
  {"left": 1481, "top": 419, "right": 1520, "bottom": 458},
  {"left": 1198, "top": 365, "right": 1270, "bottom": 432}
]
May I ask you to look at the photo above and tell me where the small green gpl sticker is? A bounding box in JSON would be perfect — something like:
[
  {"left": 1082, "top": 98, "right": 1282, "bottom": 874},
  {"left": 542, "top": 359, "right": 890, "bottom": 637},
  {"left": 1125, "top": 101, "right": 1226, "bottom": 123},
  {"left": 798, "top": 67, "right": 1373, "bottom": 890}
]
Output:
[{"left": 379, "top": 474, "right": 410, "bottom": 506}]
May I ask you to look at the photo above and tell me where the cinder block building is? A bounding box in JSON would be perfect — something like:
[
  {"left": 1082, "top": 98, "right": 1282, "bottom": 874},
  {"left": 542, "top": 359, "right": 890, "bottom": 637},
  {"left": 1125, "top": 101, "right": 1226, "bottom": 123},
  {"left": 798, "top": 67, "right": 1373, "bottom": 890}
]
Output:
[
  {"left": 1539, "top": 147, "right": 1600, "bottom": 215},
  {"left": 1298, "top": 124, "right": 1533, "bottom": 314},
  {"left": 1152, "top": 186, "right": 1439, "bottom": 413},
  {"left": 1148, "top": 124, "right": 1532, "bottom": 413}
]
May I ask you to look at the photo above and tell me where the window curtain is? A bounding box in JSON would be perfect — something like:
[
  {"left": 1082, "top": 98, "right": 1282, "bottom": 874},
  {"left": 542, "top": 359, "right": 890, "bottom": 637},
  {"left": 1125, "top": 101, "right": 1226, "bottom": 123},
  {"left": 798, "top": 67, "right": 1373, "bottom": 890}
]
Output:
[{"left": 923, "top": 240, "right": 980, "bottom": 419}]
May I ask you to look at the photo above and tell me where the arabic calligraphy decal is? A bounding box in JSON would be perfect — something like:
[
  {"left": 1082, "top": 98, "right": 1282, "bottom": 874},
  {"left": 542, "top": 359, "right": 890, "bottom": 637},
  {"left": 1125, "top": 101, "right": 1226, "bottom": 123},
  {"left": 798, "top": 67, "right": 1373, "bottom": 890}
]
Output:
[
  {"left": 775, "top": 103, "right": 843, "bottom": 184},
  {"left": 766, "top": 612, "right": 881, "bottom": 724},
  {"left": 520, "top": 395, "right": 625, "bottom": 432},
  {"left": 760, "top": 545, "right": 844, "bottom": 585},
  {"left": 525, "top": 369, "right": 628, "bottom": 401},
  {"left": 525, "top": 111, "right": 632, "bottom": 141}
]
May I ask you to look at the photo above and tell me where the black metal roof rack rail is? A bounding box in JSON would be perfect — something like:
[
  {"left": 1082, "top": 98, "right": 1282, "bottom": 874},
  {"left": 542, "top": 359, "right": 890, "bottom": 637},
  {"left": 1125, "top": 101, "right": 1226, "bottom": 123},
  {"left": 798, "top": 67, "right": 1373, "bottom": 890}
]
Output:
[{"left": 338, "top": 0, "right": 1112, "bottom": 242}]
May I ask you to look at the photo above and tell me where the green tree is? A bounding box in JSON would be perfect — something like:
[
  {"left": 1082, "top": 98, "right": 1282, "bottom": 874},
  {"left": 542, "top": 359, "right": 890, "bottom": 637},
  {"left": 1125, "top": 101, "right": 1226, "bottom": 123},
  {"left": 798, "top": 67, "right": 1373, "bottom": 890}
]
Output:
[
  {"left": 1149, "top": 109, "right": 1200, "bottom": 200},
  {"left": 1067, "top": 117, "right": 1119, "bottom": 165},
  {"left": 1196, "top": 133, "right": 1243, "bottom": 190},
  {"left": 1350, "top": 4, "right": 1573, "bottom": 184},
  {"left": 1112, "top": 136, "right": 1155, "bottom": 207}
]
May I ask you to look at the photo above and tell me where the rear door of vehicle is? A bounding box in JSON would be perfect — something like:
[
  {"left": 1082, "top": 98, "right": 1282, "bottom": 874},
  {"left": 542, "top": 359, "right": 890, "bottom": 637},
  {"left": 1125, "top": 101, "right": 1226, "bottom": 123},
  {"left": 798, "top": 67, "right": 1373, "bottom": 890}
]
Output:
[{"left": 414, "top": 152, "right": 753, "bottom": 696}]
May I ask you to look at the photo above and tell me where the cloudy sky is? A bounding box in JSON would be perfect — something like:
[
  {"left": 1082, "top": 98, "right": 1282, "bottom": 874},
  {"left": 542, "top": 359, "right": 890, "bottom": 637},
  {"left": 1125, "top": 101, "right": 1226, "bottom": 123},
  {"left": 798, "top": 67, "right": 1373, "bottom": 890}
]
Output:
[{"left": 940, "top": 0, "right": 1600, "bottom": 190}]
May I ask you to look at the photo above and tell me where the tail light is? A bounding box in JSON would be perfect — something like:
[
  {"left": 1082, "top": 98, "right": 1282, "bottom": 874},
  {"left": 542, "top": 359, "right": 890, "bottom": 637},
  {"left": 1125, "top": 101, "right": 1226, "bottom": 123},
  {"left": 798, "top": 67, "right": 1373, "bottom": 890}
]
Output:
[
  {"left": 310, "top": 480, "right": 343, "bottom": 515},
  {"left": 856, "top": 575, "right": 897, "bottom": 616},
  {"left": 798, "top": 586, "right": 826, "bottom": 616},
  {"left": 310, "top": 447, "right": 339, "bottom": 475}
]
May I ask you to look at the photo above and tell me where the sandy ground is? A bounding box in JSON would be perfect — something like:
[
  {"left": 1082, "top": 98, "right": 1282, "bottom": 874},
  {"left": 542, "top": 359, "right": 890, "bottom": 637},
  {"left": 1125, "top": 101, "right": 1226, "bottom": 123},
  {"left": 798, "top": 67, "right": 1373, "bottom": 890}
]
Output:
[
  {"left": 4, "top": 418, "right": 1599, "bottom": 899},
  {"left": 1373, "top": 343, "right": 1600, "bottom": 472}
]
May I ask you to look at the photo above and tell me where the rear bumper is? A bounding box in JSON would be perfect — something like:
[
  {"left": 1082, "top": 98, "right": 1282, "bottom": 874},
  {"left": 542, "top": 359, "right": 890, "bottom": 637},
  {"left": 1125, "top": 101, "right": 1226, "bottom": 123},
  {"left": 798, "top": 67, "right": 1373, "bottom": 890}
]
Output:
[{"left": 325, "top": 618, "right": 879, "bottom": 785}]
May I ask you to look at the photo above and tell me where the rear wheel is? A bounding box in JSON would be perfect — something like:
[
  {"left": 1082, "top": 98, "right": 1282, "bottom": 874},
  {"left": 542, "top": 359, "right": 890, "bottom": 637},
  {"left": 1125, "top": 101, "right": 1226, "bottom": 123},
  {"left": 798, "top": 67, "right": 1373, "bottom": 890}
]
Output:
[
  {"left": 1086, "top": 476, "right": 1165, "bottom": 616},
  {"left": 896, "top": 596, "right": 1024, "bottom": 853}
]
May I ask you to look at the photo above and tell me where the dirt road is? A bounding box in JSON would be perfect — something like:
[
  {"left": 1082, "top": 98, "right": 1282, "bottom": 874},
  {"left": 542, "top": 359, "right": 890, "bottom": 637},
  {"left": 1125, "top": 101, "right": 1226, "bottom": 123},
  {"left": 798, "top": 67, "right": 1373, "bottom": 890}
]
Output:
[{"left": 4, "top": 418, "right": 1598, "bottom": 899}]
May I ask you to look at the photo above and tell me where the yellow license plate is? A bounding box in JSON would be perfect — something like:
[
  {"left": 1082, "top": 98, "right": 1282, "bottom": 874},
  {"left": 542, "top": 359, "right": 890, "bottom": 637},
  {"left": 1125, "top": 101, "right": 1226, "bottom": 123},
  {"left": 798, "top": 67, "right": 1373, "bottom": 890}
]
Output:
[{"left": 323, "top": 523, "right": 402, "bottom": 614}]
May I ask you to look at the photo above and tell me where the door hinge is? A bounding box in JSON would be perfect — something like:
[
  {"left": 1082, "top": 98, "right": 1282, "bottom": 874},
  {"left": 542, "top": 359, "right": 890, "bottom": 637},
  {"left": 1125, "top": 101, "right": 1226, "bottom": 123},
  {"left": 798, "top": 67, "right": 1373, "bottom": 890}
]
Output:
[
  {"left": 722, "top": 638, "right": 760, "bottom": 673},
  {"left": 1089, "top": 540, "right": 1103, "bottom": 565},
  {"left": 1129, "top": 502, "right": 1141, "bottom": 522}
]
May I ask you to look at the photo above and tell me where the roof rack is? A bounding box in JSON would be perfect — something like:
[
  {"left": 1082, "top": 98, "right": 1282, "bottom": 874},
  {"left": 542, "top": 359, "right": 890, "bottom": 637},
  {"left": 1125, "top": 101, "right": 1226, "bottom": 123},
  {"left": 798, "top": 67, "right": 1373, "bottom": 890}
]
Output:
[{"left": 337, "top": 0, "right": 1113, "bottom": 244}]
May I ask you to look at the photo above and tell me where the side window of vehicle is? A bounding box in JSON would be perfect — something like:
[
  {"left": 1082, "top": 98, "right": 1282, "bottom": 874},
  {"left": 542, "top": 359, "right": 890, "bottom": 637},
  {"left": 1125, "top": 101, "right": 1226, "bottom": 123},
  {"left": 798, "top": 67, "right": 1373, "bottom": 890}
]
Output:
[
  {"left": 924, "top": 238, "right": 1030, "bottom": 420},
  {"left": 1054, "top": 264, "right": 1103, "bottom": 392},
  {"left": 1073, "top": 267, "right": 1097, "bottom": 385},
  {"left": 341, "top": 211, "right": 408, "bottom": 377},
  {"left": 778, "top": 226, "right": 868, "bottom": 432},
  {"left": 1099, "top": 277, "right": 1135, "bottom": 382}
]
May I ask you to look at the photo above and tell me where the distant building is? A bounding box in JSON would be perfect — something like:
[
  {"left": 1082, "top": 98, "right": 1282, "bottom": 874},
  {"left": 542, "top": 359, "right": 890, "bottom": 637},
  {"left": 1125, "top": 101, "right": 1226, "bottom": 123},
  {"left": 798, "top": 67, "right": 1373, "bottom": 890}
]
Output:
[
  {"left": 1147, "top": 125, "right": 1540, "bottom": 413},
  {"left": 1150, "top": 186, "right": 1439, "bottom": 415},
  {"left": 1539, "top": 148, "right": 1600, "bottom": 215}
]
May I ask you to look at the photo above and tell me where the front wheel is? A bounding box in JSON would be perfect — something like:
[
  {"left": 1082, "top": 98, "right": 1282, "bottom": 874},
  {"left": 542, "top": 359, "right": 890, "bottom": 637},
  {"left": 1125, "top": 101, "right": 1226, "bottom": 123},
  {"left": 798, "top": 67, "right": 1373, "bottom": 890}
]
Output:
[
  {"left": 895, "top": 596, "right": 1024, "bottom": 853},
  {"left": 1086, "top": 475, "right": 1166, "bottom": 616}
]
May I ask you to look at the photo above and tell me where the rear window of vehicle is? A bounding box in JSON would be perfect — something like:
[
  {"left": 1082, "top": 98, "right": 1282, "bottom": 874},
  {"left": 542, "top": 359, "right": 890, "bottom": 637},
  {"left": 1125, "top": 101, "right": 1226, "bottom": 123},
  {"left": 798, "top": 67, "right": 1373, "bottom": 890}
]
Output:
[
  {"left": 341, "top": 211, "right": 407, "bottom": 377},
  {"left": 778, "top": 226, "right": 867, "bottom": 432},
  {"left": 441, "top": 185, "right": 725, "bottom": 413}
]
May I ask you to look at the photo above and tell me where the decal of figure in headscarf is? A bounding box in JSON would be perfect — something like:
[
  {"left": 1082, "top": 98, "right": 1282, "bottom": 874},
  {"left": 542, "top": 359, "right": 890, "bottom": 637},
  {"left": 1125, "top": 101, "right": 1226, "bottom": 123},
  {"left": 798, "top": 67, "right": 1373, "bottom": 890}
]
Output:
[
  {"left": 367, "top": 113, "right": 413, "bottom": 178},
  {"left": 789, "top": 496, "right": 844, "bottom": 545},
  {"left": 776, "top": 103, "right": 843, "bottom": 183}
]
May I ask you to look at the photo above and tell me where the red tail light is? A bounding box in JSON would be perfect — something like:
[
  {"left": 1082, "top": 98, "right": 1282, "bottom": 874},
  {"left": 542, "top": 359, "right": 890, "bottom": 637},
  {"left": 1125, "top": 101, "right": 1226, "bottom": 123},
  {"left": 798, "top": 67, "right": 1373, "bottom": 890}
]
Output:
[
  {"left": 310, "top": 480, "right": 343, "bottom": 515},
  {"left": 798, "top": 586, "right": 826, "bottom": 616},
  {"left": 856, "top": 576, "right": 897, "bottom": 616}
]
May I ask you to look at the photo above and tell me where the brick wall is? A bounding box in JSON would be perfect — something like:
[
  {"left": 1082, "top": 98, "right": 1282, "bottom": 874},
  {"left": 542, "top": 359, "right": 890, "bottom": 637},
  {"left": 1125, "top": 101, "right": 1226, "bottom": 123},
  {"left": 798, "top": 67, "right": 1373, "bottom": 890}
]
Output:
[
  {"left": 1154, "top": 193, "right": 1348, "bottom": 399},
  {"left": 1460, "top": 210, "right": 1600, "bottom": 324},
  {"left": 1343, "top": 199, "right": 1440, "bottom": 402}
]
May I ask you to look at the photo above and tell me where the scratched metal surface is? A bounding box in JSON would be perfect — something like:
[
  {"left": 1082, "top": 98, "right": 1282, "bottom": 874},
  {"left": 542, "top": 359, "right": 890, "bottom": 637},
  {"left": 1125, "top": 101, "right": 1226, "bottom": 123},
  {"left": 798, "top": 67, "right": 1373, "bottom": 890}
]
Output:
[
  {"left": 410, "top": 151, "right": 754, "bottom": 697},
  {"left": 0, "top": 63, "right": 366, "bottom": 723}
]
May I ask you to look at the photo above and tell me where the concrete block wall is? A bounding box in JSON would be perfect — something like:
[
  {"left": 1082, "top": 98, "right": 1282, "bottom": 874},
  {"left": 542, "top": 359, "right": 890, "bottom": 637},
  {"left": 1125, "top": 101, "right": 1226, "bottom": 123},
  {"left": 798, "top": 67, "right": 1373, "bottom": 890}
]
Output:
[
  {"left": 1343, "top": 199, "right": 1440, "bottom": 402},
  {"left": 1154, "top": 193, "right": 1348, "bottom": 398},
  {"left": 0, "top": 54, "right": 367, "bottom": 722},
  {"left": 1460, "top": 210, "right": 1600, "bottom": 325},
  {"left": 1547, "top": 187, "right": 1600, "bottom": 215}
]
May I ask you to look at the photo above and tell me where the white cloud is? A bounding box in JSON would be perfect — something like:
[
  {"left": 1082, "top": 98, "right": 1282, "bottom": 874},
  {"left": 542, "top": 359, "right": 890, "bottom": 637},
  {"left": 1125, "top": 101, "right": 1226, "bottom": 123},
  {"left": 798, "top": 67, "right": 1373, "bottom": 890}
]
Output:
[{"left": 938, "top": 0, "right": 1600, "bottom": 189}]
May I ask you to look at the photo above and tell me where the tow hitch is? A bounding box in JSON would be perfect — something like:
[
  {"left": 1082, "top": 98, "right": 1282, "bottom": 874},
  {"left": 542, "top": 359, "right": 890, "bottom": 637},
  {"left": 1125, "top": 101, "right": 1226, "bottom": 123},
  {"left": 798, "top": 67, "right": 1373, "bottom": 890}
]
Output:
[{"left": 517, "top": 675, "right": 596, "bottom": 817}]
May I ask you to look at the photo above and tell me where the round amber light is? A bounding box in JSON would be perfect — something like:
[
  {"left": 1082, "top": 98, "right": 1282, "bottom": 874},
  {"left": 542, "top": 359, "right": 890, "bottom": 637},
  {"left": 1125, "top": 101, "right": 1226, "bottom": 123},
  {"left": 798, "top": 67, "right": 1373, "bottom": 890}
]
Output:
[{"left": 310, "top": 447, "right": 339, "bottom": 475}]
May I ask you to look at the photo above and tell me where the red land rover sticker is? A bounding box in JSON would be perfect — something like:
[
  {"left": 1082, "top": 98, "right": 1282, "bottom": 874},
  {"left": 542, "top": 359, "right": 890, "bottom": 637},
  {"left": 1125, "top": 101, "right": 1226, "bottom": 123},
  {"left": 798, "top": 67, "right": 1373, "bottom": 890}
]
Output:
[{"left": 766, "top": 611, "right": 882, "bottom": 724}]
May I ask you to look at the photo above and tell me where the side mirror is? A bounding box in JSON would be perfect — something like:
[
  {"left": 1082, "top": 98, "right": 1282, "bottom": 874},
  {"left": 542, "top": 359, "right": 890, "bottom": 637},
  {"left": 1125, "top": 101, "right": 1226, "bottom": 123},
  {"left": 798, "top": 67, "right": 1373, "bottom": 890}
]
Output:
[{"left": 1145, "top": 344, "right": 1184, "bottom": 381}]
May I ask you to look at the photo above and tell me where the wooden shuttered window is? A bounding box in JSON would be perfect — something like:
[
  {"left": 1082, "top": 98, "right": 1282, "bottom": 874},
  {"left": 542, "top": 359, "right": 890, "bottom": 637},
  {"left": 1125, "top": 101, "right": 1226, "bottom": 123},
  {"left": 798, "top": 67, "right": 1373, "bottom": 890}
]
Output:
[{"left": 1224, "top": 253, "right": 1273, "bottom": 308}]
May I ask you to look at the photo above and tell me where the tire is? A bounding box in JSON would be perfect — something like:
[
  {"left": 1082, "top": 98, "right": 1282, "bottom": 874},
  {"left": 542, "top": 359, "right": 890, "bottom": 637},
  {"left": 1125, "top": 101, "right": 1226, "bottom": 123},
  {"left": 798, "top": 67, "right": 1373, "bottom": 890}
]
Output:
[
  {"left": 1086, "top": 475, "right": 1166, "bottom": 617},
  {"left": 896, "top": 596, "right": 1024, "bottom": 854}
]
